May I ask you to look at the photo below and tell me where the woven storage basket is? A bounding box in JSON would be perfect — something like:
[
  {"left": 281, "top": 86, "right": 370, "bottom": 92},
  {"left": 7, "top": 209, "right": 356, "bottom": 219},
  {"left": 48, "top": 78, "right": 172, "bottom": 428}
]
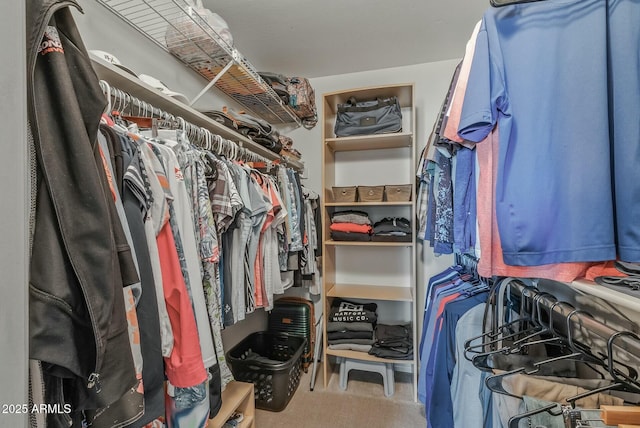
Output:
[
  {"left": 332, "top": 186, "right": 357, "bottom": 203},
  {"left": 358, "top": 185, "right": 384, "bottom": 202},
  {"left": 385, "top": 185, "right": 412, "bottom": 202}
]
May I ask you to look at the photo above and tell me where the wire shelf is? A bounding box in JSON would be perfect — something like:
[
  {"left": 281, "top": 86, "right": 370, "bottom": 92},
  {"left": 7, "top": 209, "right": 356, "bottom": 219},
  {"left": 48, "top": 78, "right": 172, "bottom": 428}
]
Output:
[{"left": 95, "top": 0, "right": 302, "bottom": 126}]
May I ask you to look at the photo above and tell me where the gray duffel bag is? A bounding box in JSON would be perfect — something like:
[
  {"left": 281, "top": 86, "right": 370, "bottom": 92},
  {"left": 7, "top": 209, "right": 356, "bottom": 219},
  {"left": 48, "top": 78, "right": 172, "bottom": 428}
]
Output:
[{"left": 334, "top": 96, "right": 402, "bottom": 137}]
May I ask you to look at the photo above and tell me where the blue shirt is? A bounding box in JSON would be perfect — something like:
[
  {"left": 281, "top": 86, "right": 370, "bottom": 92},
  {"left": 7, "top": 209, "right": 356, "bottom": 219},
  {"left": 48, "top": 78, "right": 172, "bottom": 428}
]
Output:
[
  {"left": 433, "top": 150, "right": 454, "bottom": 255},
  {"left": 419, "top": 268, "right": 462, "bottom": 404},
  {"left": 458, "top": 0, "right": 616, "bottom": 266},
  {"left": 428, "top": 293, "right": 488, "bottom": 428},
  {"left": 608, "top": 1, "right": 640, "bottom": 263},
  {"left": 453, "top": 147, "right": 476, "bottom": 255}
]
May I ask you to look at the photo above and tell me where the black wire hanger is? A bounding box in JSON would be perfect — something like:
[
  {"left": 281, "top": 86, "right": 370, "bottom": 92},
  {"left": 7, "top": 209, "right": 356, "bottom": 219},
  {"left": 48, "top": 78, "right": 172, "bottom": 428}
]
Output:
[{"left": 491, "top": 0, "right": 547, "bottom": 7}]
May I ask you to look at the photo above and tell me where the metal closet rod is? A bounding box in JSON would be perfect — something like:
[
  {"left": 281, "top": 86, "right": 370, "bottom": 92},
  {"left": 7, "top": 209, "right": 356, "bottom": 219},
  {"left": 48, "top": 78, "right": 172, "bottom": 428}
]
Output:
[
  {"left": 508, "top": 280, "right": 640, "bottom": 361},
  {"left": 99, "top": 79, "right": 281, "bottom": 167}
]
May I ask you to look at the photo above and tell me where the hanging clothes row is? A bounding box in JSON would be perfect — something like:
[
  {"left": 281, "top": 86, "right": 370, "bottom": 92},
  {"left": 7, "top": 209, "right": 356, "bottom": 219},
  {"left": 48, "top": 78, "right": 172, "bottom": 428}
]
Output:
[
  {"left": 468, "top": 278, "right": 640, "bottom": 428},
  {"left": 418, "top": 255, "right": 490, "bottom": 428},
  {"left": 420, "top": 268, "right": 640, "bottom": 428},
  {"left": 418, "top": 0, "right": 640, "bottom": 282},
  {"left": 27, "top": 6, "right": 149, "bottom": 427},
  {"left": 93, "top": 81, "right": 322, "bottom": 427},
  {"left": 27, "top": 19, "right": 322, "bottom": 424}
]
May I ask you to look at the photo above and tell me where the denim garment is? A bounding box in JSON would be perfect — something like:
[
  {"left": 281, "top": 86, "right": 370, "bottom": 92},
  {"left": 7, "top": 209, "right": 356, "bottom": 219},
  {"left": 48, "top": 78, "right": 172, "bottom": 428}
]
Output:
[
  {"left": 453, "top": 147, "right": 476, "bottom": 254},
  {"left": 167, "top": 382, "right": 210, "bottom": 428},
  {"left": 451, "top": 304, "right": 485, "bottom": 428},
  {"left": 286, "top": 169, "right": 304, "bottom": 251},
  {"left": 433, "top": 150, "right": 454, "bottom": 254},
  {"left": 428, "top": 292, "right": 488, "bottom": 428}
]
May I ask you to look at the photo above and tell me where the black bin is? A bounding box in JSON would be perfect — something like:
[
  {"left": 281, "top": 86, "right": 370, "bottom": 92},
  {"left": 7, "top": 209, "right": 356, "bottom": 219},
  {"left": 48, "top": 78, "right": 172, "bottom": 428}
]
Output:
[{"left": 226, "top": 332, "right": 306, "bottom": 411}]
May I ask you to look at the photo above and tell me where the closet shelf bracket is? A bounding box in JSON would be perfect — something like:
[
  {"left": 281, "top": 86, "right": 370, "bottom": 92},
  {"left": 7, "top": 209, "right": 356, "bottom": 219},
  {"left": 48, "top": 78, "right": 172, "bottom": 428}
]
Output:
[{"left": 189, "top": 59, "right": 235, "bottom": 106}]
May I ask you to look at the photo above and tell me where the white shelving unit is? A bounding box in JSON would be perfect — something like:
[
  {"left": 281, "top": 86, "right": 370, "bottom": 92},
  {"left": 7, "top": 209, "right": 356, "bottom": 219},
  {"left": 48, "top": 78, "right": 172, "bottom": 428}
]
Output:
[{"left": 321, "top": 83, "right": 418, "bottom": 400}]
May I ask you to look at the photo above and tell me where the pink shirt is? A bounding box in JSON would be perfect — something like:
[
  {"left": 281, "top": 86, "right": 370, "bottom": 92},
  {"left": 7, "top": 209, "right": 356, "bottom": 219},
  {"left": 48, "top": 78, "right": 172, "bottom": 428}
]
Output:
[
  {"left": 475, "top": 127, "right": 615, "bottom": 282},
  {"left": 443, "top": 20, "right": 482, "bottom": 148},
  {"left": 157, "top": 223, "right": 208, "bottom": 388}
]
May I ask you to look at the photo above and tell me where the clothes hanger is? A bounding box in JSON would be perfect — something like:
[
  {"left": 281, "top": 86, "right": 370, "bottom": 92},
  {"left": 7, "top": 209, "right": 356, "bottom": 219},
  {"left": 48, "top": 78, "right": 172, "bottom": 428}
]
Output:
[
  {"left": 484, "top": 351, "right": 594, "bottom": 399},
  {"left": 605, "top": 330, "right": 640, "bottom": 391},
  {"left": 564, "top": 381, "right": 627, "bottom": 409},
  {"left": 200, "top": 127, "right": 211, "bottom": 152},
  {"left": 99, "top": 80, "right": 112, "bottom": 116},
  {"left": 479, "top": 303, "right": 606, "bottom": 383},
  {"left": 506, "top": 293, "right": 564, "bottom": 350},
  {"left": 117, "top": 89, "right": 130, "bottom": 115},
  {"left": 465, "top": 287, "right": 548, "bottom": 362},
  {"left": 220, "top": 139, "right": 231, "bottom": 160},
  {"left": 212, "top": 135, "right": 222, "bottom": 156},
  {"left": 465, "top": 315, "right": 531, "bottom": 357},
  {"left": 560, "top": 309, "right": 617, "bottom": 372},
  {"left": 490, "top": 0, "right": 547, "bottom": 7},
  {"left": 121, "top": 94, "right": 158, "bottom": 131},
  {"left": 470, "top": 299, "right": 575, "bottom": 373},
  {"left": 507, "top": 402, "right": 564, "bottom": 428},
  {"left": 465, "top": 280, "right": 511, "bottom": 359},
  {"left": 231, "top": 141, "right": 239, "bottom": 161},
  {"left": 483, "top": 305, "right": 635, "bottom": 401},
  {"left": 472, "top": 298, "right": 562, "bottom": 371}
]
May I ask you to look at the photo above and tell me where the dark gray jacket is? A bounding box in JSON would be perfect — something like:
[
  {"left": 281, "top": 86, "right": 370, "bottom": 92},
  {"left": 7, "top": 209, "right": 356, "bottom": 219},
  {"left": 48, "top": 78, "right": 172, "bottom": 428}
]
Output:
[{"left": 27, "top": 0, "right": 138, "bottom": 422}]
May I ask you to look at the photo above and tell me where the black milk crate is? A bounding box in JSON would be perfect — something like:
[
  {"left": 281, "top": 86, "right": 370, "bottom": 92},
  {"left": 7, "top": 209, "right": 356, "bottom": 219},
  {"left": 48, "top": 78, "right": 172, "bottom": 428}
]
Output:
[{"left": 226, "top": 332, "right": 306, "bottom": 411}]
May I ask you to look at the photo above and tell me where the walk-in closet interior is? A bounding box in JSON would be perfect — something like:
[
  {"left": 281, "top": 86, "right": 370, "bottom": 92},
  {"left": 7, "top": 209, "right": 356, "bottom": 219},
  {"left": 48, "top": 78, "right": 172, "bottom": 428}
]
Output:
[{"left": 5, "top": 0, "right": 640, "bottom": 427}]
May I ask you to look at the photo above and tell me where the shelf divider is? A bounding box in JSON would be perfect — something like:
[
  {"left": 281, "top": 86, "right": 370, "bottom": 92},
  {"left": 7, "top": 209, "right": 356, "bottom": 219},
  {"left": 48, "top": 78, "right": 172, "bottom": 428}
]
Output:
[
  {"left": 325, "top": 349, "right": 416, "bottom": 366},
  {"left": 327, "top": 283, "right": 413, "bottom": 301},
  {"left": 326, "top": 132, "right": 413, "bottom": 152},
  {"left": 325, "top": 240, "right": 413, "bottom": 247}
]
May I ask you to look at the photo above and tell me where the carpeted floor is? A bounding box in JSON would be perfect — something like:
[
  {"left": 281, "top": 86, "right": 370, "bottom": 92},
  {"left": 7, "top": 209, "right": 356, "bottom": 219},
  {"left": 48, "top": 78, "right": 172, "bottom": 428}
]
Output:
[{"left": 254, "top": 365, "right": 425, "bottom": 428}]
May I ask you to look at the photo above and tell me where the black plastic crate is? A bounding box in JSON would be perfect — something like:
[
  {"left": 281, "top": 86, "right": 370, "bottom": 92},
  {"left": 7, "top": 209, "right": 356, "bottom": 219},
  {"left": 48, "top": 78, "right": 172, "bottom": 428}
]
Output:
[{"left": 226, "top": 332, "right": 306, "bottom": 411}]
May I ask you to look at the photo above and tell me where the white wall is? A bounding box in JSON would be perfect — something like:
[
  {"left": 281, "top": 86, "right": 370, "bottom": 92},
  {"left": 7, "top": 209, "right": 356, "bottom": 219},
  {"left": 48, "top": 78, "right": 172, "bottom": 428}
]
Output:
[{"left": 1, "top": 2, "right": 28, "bottom": 427}]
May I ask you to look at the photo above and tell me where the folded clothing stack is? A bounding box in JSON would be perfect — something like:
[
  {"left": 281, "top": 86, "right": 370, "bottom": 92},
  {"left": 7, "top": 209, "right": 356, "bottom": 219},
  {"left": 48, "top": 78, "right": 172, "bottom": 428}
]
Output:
[
  {"left": 330, "top": 210, "right": 372, "bottom": 241},
  {"left": 372, "top": 217, "right": 412, "bottom": 242},
  {"left": 327, "top": 298, "right": 378, "bottom": 352},
  {"left": 368, "top": 324, "right": 413, "bottom": 360},
  {"left": 223, "top": 107, "right": 283, "bottom": 153},
  {"left": 258, "top": 71, "right": 290, "bottom": 105},
  {"left": 201, "top": 109, "right": 238, "bottom": 131}
]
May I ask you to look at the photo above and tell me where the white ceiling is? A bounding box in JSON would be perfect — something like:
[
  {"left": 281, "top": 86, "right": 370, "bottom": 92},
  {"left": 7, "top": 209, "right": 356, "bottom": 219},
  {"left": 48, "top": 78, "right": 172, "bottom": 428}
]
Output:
[{"left": 202, "top": 0, "right": 489, "bottom": 78}]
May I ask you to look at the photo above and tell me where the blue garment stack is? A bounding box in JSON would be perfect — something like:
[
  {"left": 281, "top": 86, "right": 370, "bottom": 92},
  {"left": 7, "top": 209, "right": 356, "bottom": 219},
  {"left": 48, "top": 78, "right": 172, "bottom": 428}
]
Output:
[{"left": 418, "top": 255, "right": 489, "bottom": 428}]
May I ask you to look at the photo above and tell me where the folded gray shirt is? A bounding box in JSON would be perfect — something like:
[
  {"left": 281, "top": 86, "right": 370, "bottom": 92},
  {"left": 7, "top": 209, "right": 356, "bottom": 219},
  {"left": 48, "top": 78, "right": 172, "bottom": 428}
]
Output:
[
  {"left": 327, "top": 321, "right": 374, "bottom": 332},
  {"left": 329, "top": 343, "right": 372, "bottom": 352},
  {"left": 331, "top": 210, "right": 371, "bottom": 225},
  {"left": 373, "top": 217, "right": 411, "bottom": 234}
]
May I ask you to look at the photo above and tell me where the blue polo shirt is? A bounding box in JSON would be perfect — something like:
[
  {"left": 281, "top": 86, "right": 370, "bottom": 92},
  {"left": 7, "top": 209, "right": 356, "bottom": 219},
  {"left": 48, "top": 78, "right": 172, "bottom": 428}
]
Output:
[
  {"left": 609, "top": 0, "right": 640, "bottom": 263},
  {"left": 458, "top": 0, "right": 617, "bottom": 266},
  {"left": 428, "top": 294, "right": 488, "bottom": 428}
]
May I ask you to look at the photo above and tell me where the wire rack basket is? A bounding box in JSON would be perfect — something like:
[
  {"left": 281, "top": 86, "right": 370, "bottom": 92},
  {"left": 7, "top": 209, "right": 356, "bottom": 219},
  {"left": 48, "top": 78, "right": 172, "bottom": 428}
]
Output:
[{"left": 95, "top": 0, "right": 301, "bottom": 125}]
